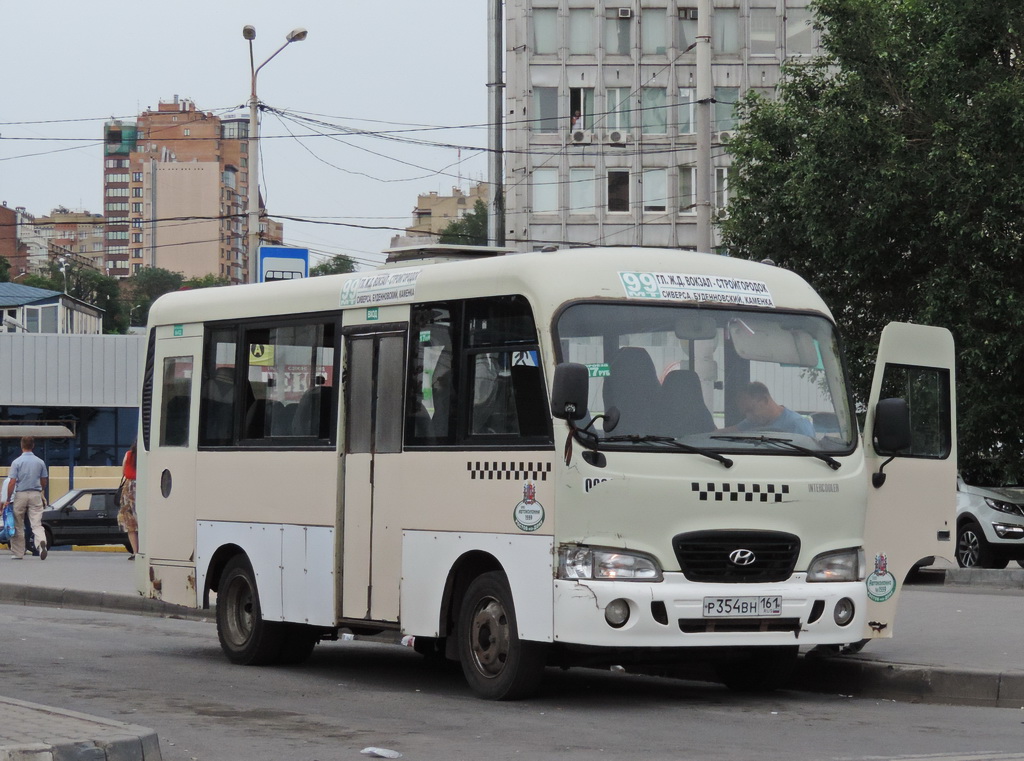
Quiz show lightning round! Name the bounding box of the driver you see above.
[731,381,815,438]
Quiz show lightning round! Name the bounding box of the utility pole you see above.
[695,0,713,254]
[487,0,505,246]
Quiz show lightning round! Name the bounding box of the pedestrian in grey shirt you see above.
[5,437,49,560]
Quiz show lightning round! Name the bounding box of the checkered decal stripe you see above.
[692,482,790,503]
[468,461,552,481]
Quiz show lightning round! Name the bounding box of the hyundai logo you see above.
[728,548,757,566]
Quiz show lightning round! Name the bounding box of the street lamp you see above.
[58,257,68,293]
[244,25,308,283]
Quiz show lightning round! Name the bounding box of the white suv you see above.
[956,476,1024,568]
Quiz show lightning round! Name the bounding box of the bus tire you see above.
[715,645,798,693]
[216,555,284,665]
[457,571,546,700]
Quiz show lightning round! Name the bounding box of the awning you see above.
[0,425,76,439]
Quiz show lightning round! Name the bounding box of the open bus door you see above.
[861,322,956,640]
[140,324,200,604]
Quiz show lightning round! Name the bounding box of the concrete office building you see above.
[504,0,820,252]
[103,97,283,283]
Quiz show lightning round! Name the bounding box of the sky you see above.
[0,1,491,270]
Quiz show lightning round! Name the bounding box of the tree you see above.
[183,274,231,289]
[437,199,488,245]
[0,256,10,282]
[719,0,1024,482]
[123,267,185,328]
[310,255,357,277]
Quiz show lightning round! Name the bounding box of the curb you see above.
[0,696,161,761]
[792,656,1024,708]
[0,583,215,623]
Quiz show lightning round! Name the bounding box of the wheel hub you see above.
[470,597,510,677]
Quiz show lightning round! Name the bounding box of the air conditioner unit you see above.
[570,130,594,145]
[716,131,733,144]
[686,9,698,20]
[608,130,630,145]
[618,8,632,18]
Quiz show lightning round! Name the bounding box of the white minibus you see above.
[137,245,955,699]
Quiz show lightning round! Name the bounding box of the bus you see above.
[137,245,956,699]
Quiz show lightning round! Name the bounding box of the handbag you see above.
[115,477,127,507]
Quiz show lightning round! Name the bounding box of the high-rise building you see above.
[103,97,279,283]
[504,0,820,252]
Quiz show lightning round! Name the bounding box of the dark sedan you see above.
[41,488,131,551]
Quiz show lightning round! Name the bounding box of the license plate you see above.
[703,596,782,617]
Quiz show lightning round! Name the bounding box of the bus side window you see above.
[200,329,237,447]
[160,356,193,447]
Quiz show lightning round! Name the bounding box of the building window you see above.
[569,88,595,130]
[678,88,695,134]
[107,188,129,197]
[132,203,142,213]
[132,233,143,243]
[607,170,630,213]
[106,173,130,183]
[715,166,737,210]
[568,8,593,54]
[533,8,557,54]
[642,168,668,212]
[132,172,143,182]
[678,165,696,214]
[533,87,559,133]
[604,11,631,56]
[532,168,558,213]
[569,168,596,213]
[183,128,191,136]
[678,7,698,51]
[641,8,668,55]
[786,8,817,56]
[607,88,632,131]
[713,8,739,53]
[749,8,777,56]
[641,88,667,134]
[714,87,740,131]
[132,187,143,198]
[131,218,142,228]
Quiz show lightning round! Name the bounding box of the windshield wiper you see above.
[603,434,733,468]
[710,434,841,470]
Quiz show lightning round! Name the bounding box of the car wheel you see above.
[715,646,799,692]
[216,555,284,665]
[457,571,547,700]
[956,521,1006,569]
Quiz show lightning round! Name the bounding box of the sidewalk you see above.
[0,556,1022,759]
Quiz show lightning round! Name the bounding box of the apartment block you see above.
[103,97,272,283]
[504,0,820,251]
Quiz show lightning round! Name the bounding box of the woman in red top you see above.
[119,440,138,559]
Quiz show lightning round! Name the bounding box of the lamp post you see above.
[244,25,308,283]
[58,257,68,293]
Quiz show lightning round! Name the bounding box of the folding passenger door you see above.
[862,322,956,639]
[341,328,406,621]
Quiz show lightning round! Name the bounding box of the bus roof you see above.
[146,247,831,327]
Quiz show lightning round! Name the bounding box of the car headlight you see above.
[807,547,864,582]
[983,497,1024,518]
[558,546,663,582]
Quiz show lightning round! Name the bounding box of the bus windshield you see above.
[555,303,856,454]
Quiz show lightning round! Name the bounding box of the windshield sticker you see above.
[586,363,611,378]
[514,483,545,532]
[619,271,775,308]
[340,268,421,307]
[866,554,897,602]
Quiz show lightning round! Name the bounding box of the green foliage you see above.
[310,255,357,277]
[720,0,1024,483]
[183,274,231,289]
[0,256,10,281]
[123,267,185,328]
[438,199,489,245]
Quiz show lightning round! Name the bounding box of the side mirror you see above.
[874,398,911,454]
[550,363,589,421]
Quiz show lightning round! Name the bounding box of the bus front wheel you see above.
[456,571,546,700]
[216,555,283,665]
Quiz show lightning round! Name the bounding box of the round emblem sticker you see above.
[514,483,545,532]
[866,553,897,602]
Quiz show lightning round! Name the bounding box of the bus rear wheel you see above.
[216,555,283,665]
[457,571,546,700]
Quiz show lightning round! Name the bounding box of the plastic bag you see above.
[0,504,15,543]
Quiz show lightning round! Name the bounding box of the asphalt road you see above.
[2,603,1023,761]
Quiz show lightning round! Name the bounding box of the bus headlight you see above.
[807,548,864,582]
[558,546,663,582]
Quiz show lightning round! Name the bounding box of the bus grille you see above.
[672,530,800,583]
